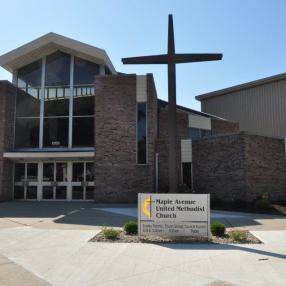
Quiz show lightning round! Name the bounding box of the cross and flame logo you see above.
[143,195,152,218]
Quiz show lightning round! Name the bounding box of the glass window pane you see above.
[137,103,147,164]
[18,59,42,88]
[74,57,99,85]
[43,163,54,181]
[188,127,200,139]
[44,87,70,116]
[14,163,25,182]
[72,117,94,147]
[16,88,41,117]
[43,186,53,200]
[43,117,69,148]
[72,186,83,200]
[73,95,94,116]
[55,186,66,200]
[86,186,94,200]
[15,118,39,148]
[86,163,94,181]
[56,163,68,182]
[45,51,70,86]
[26,186,37,199]
[72,163,84,182]
[27,163,38,181]
[14,186,24,199]
[182,162,192,189]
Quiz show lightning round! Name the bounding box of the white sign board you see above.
[138,193,210,238]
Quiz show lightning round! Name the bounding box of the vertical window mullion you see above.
[39,57,46,149]
[69,55,74,148]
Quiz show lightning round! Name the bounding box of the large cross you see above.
[122,14,222,193]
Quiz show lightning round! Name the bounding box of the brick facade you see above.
[192,132,286,202]
[211,118,239,135]
[94,74,157,203]
[0,81,16,201]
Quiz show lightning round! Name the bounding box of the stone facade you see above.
[0,81,16,201]
[192,132,286,202]
[94,74,157,203]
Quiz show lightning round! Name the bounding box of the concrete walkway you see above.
[0,202,285,286]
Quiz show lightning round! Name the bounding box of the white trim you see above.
[4,152,94,160]
[0,32,116,74]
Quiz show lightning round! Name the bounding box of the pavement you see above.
[0,201,285,286]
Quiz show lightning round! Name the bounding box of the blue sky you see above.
[1,0,286,110]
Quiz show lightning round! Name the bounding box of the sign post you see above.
[138,193,210,239]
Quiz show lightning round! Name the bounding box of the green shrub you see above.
[254,199,270,211]
[124,221,138,235]
[102,228,120,240]
[211,222,226,237]
[229,230,247,242]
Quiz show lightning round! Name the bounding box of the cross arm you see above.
[174,53,223,64]
[122,54,168,65]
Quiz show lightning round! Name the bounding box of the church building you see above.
[0,33,285,203]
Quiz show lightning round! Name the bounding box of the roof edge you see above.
[195,72,286,101]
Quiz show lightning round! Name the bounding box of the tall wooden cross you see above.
[122,14,222,193]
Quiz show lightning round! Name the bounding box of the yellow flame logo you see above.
[143,195,151,218]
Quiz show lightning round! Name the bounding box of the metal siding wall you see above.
[201,79,286,137]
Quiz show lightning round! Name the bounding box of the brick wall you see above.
[94,74,157,203]
[0,81,16,201]
[211,118,239,135]
[192,132,286,202]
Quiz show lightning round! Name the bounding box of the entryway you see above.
[13,161,94,201]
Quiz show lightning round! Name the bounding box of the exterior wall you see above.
[192,132,286,202]
[211,118,239,135]
[200,79,286,138]
[0,81,16,201]
[94,74,157,203]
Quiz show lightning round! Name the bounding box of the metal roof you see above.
[0,32,116,74]
[196,72,286,101]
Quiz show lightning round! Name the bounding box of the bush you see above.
[254,199,270,211]
[124,221,138,235]
[102,228,120,240]
[211,222,226,237]
[229,230,247,242]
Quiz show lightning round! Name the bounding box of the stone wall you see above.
[94,74,157,203]
[192,132,286,202]
[211,118,239,135]
[0,81,16,201]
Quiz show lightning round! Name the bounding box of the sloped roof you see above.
[196,72,286,101]
[157,99,225,120]
[0,32,116,74]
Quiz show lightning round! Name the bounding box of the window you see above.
[182,162,192,190]
[188,127,211,140]
[137,102,147,164]
[15,51,97,150]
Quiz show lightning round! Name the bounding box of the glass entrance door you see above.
[14,163,39,200]
[14,161,94,201]
[42,162,68,200]
[72,162,94,201]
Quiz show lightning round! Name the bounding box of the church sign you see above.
[138,193,210,238]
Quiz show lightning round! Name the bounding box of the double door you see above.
[14,161,94,201]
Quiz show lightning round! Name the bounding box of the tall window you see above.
[137,103,147,164]
[15,51,99,150]
[44,51,70,148]
[15,60,42,148]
